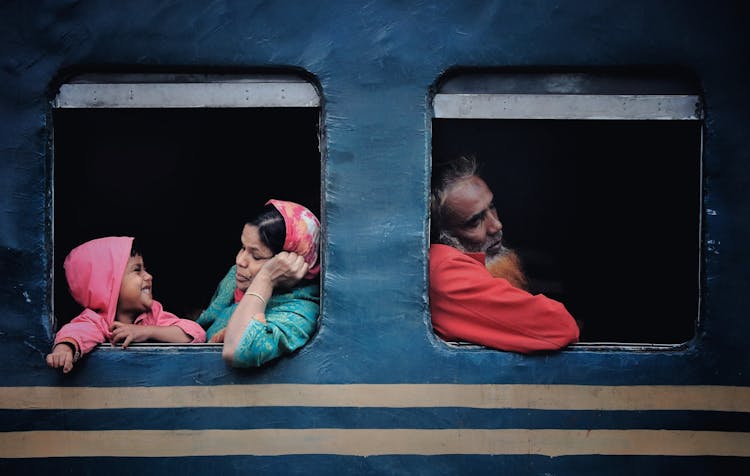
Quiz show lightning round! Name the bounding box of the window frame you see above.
[430,71,704,351]
[50,73,322,350]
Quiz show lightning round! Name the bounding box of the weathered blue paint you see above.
[4,407,750,432]
[1,0,749,474]
[2,455,747,476]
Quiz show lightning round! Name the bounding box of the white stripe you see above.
[2,384,749,412]
[1,429,748,458]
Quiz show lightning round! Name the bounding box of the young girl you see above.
[46,236,206,373]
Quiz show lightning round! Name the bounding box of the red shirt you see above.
[429,244,579,353]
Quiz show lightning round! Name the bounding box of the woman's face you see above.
[235,224,274,291]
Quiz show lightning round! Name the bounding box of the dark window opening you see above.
[431,71,702,345]
[53,106,321,328]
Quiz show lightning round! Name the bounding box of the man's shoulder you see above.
[430,244,485,265]
[429,243,463,258]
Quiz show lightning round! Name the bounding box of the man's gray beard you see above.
[437,230,509,259]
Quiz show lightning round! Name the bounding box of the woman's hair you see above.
[248,205,286,254]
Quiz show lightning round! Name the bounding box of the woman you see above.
[197,199,320,368]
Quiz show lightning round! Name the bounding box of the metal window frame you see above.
[50,74,321,341]
[432,72,704,349]
[433,93,702,120]
[53,74,320,109]
[433,72,703,120]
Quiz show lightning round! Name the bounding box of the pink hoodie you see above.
[54,236,206,356]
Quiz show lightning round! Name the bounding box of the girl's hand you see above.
[259,251,310,289]
[110,321,152,349]
[46,344,75,374]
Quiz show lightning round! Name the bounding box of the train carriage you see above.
[1,1,749,474]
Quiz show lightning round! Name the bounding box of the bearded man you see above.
[429,155,579,352]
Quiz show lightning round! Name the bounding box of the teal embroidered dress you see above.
[197,265,320,368]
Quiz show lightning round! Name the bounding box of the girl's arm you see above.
[47,311,110,373]
[109,322,192,348]
[46,342,77,373]
[144,301,207,343]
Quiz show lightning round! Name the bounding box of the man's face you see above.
[441,175,505,256]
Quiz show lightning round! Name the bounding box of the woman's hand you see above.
[259,251,310,290]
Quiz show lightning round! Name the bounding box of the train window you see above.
[431,71,703,346]
[52,73,322,338]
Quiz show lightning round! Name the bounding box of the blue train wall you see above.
[1,1,749,474]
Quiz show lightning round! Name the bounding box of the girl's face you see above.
[117,254,153,317]
[235,224,274,291]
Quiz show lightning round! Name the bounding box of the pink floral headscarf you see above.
[266,199,321,279]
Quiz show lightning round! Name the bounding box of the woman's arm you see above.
[222,251,309,363]
[228,295,319,368]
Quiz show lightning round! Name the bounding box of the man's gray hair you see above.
[430,154,480,243]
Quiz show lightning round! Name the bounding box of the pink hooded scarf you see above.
[54,236,206,356]
[267,199,321,279]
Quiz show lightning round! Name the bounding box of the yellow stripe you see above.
[2,384,749,412]
[1,429,749,458]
